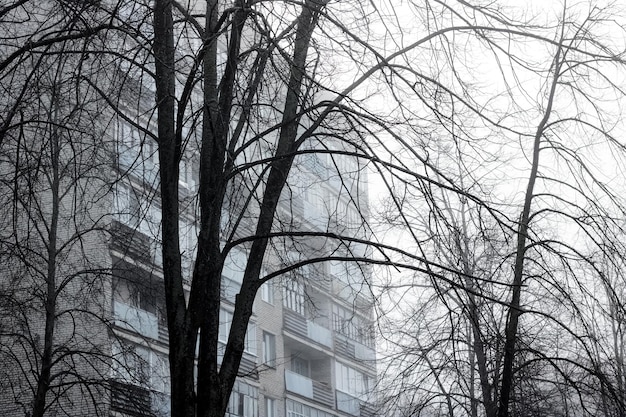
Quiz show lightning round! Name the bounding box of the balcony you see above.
[285,370,334,408]
[110,380,171,417]
[336,391,360,416]
[110,220,152,263]
[158,320,169,345]
[334,334,376,369]
[238,353,259,380]
[113,301,159,340]
[115,150,159,188]
[336,391,378,417]
[331,280,373,313]
[284,309,333,349]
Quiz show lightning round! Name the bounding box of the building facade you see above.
[108,117,377,417]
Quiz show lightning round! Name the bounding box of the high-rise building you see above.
[108,115,377,417]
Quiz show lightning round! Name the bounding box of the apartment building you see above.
[108,115,378,417]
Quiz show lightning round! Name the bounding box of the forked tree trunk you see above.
[153,1,328,416]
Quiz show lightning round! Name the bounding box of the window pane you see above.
[265,398,275,417]
[261,281,274,304]
[292,357,309,377]
[263,332,276,366]
[219,309,232,342]
[245,322,257,356]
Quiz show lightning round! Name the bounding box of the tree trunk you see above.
[32,120,60,417]
[153,1,196,417]
[496,41,563,417]
[195,2,328,416]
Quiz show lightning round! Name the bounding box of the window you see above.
[222,276,240,303]
[118,121,141,153]
[227,382,258,417]
[260,280,274,305]
[291,356,309,378]
[111,341,169,392]
[345,206,360,227]
[219,309,232,343]
[114,185,141,228]
[245,322,257,356]
[179,157,198,189]
[329,260,347,283]
[223,248,247,283]
[335,361,371,399]
[143,201,162,240]
[332,304,373,347]
[179,218,197,277]
[151,352,170,393]
[219,308,257,356]
[286,399,335,417]
[283,280,305,315]
[112,261,159,314]
[179,218,197,259]
[111,341,147,385]
[117,120,159,184]
[265,397,275,417]
[303,185,329,229]
[263,332,276,367]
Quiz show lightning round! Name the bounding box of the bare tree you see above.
[372,2,626,417]
[4,2,626,417]
[0,23,115,417]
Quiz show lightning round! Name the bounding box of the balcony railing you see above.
[238,353,259,379]
[331,280,373,312]
[285,370,334,408]
[307,321,333,348]
[110,380,171,417]
[110,380,152,417]
[114,301,159,340]
[110,220,152,263]
[284,309,332,349]
[360,402,377,417]
[336,391,360,416]
[285,370,313,398]
[354,341,376,362]
[335,334,376,368]
[158,321,169,345]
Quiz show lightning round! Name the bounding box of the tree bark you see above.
[154,1,196,417]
